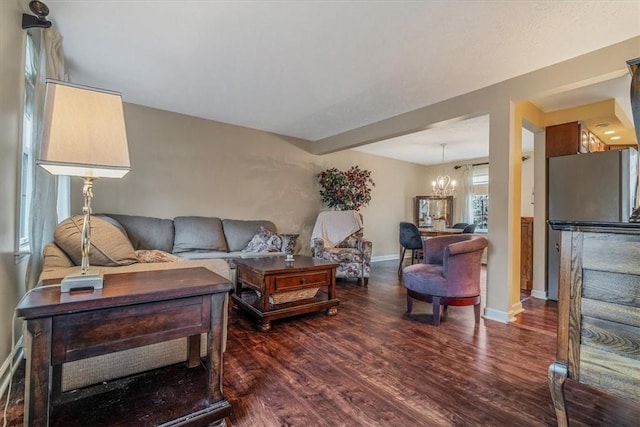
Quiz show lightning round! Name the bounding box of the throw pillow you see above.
[42,242,74,270]
[54,215,138,267]
[242,227,282,253]
[222,219,278,251]
[135,249,182,263]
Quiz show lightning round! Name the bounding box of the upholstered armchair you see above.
[311,211,372,286]
[401,234,488,325]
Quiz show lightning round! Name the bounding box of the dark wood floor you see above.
[2,260,639,426]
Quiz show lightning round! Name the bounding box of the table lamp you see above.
[38,80,130,292]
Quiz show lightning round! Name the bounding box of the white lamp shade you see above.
[38,80,131,178]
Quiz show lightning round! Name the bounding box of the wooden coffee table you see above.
[16,267,233,427]
[232,255,339,331]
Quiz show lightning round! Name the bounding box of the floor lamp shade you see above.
[38,80,131,178]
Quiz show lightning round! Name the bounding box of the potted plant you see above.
[317,166,375,211]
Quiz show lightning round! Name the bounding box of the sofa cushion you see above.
[54,215,138,267]
[173,216,228,253]
[103,214,175,253]
[243,227,282,252]
[222,219,277,252]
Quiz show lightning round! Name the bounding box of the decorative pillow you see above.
[135,249,182,263]
[222,219,277,251]
[54,215,138,267]
[242,227,282,253]
[42,242,74,270]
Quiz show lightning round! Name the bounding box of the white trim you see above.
[0,336,24,400]
[511,301,524,317]
[371,254,400,262]
[531,289,548,300]
[482,304,522,323]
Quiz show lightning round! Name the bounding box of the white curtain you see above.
[25,27,66,290]
[460,165,473,223]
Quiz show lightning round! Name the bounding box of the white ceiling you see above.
[39,1,640,163]
[353,75,633,166]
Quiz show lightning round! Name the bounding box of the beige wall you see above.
[78,103,429,259]
[305,37,640,322]
[0,1,28,372]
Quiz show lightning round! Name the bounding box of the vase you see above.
[280,233,299,256]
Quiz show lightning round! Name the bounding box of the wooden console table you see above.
[17,267,233,427]
[233,255,339,331]
[548,221,640,426]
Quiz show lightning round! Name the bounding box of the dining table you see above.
[418,227,464,237]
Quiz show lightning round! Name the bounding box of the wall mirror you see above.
[415,196,454,227]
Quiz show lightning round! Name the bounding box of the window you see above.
[18,32,38,250]
[471,164,488,232]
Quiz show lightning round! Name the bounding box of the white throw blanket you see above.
[311,210,363,248]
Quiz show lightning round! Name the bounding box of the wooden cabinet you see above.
[17,267,233,427]
[548,221,640,426]
[546,122,581,158]
[520,217,533,292]
[546,121,607,158]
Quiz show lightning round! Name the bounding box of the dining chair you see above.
[398,222,423,277]
[451,222,468,229]
[462,224,477,234]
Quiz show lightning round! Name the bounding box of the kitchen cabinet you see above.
[520,217,533,292]
[546,121,606,158]
[546,122,580,158]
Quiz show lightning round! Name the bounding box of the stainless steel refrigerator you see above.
[547,149,637,300]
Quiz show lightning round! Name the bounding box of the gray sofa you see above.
[105,214,284,260]
[39,213,285,392]
[42,214,285,276]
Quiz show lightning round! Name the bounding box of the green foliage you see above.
[317,166,375,211]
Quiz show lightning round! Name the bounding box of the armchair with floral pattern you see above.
[311,226,372,286]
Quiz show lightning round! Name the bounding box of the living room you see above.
[2,1,640,426]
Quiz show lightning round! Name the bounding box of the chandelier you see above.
[431,143,456,197]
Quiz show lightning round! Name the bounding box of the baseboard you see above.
[483,306,521,324]
[531,289,547,300]
[511,301,524,317]
[371,254,400,262]
[0,336,23,399]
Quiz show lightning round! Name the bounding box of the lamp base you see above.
[61,271,104,293]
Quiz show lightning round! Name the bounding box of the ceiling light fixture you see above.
[431,143,456,197]
[604,130,616,135]
[595,123,610,128]
[610,136,622,140]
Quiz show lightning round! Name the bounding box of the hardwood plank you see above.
[583,233,640,275]
[580,346,640,403]
[583,270,640,308]
[3,261,639,427]
[582,297,640,328]
[581,316,640,361]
